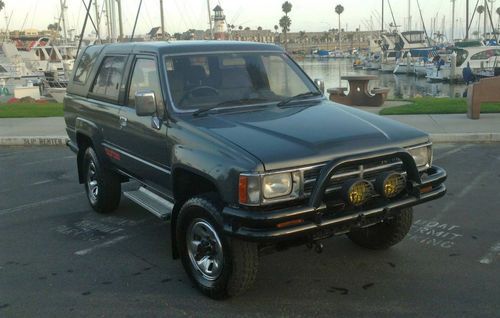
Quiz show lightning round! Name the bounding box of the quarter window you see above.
[73,46,101,84]
[91,56,126,100]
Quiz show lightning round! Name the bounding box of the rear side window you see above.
[73,46,101,84]
[91,56,126,101]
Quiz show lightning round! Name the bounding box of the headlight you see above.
[407,143,433,170]
[239,171,301,206]
[263,173,292,199]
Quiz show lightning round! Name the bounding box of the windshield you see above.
[164,52,319,112]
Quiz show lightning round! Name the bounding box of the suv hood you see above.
[190,100,429,171]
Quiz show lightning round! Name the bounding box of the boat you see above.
[426,45,500,82]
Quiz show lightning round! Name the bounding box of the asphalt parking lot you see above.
[0,144,499,317]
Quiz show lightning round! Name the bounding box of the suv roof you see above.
[91,40,284,55]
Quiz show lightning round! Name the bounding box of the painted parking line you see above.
[433,144,475,161]
[18,155,75,167]
[432,170,490,222]
[0,192,82,216]
[479,242,500,265]
[74,235,130,256]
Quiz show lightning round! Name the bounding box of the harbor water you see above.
[298,58,468,100]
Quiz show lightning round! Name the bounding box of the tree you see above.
[335,4,344,50]
[0,1,4,12]
[239,26,243,30]
[282,1,292,15]
[299,30,307,43]
[280,2,293,50]
[257,26,263,31]
[47,23,62,32]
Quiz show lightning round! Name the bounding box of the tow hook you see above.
[307,241,324,254]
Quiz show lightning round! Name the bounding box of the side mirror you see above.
[314,78,325,95]
[135,90,157,116]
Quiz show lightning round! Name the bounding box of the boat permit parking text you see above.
[408,219,463,249]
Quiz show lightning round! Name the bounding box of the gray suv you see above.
[64,41,447,299]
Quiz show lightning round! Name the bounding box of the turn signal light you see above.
[239,176,248,204]
[276,219,304,228]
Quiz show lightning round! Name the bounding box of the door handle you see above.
[119,116,128,128]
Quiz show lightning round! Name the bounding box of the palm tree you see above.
[298,30,307,53]
[273,25,279,43]
[282,1,292,15]
[279,15,292,49]
[280,1,293,50]
[335,4,344,50]
[321,32,331,50]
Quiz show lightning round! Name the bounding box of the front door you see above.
[115,56,172,196]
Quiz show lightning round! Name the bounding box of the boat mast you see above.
[59,0,68,44]
[109,0,117,42]
[104,0,111,41]
[3,6,8,41]
[407,0,412,30]
[451,0,456,41]
[207,0,214,40]
[483,0,488,37]
[416,0,431,46]
[466,0,470,39]
[116,0,124,41]
[382,0,385,32]
[160,0,166,40]
[94,0,101,40]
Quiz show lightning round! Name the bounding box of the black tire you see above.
[176,195,258,299]
[82,147,121,213]
[347,208,413,250]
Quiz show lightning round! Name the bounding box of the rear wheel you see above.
[176,195,259,299]
[83,147,121,213]
[347,208,413,250]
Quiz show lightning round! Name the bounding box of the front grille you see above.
[302,158,405,200]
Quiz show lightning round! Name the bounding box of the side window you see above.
[73,46,101,84]
[91,56,126,101]
[127,59,163,108]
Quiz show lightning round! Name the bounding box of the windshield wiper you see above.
[192,106,220,117]
[192,98,270,117]
[277,91,323,107]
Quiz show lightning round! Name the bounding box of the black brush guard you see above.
[222,148,447,242]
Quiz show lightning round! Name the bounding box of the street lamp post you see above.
[335,4,344,51]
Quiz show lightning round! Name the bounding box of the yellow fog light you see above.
[376,173,406,198]
[343,180,373,207]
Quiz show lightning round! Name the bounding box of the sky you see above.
[2,0,499,38]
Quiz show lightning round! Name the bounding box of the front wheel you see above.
[176,195,259,299]
[347,208,413,250]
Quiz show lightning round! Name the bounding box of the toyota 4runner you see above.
[64,41,447,299]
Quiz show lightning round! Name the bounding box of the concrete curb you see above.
[1,133,499,146]
[0,136,69,146]
[430,133,500,143]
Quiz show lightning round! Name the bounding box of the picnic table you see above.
[328,75,390,107]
